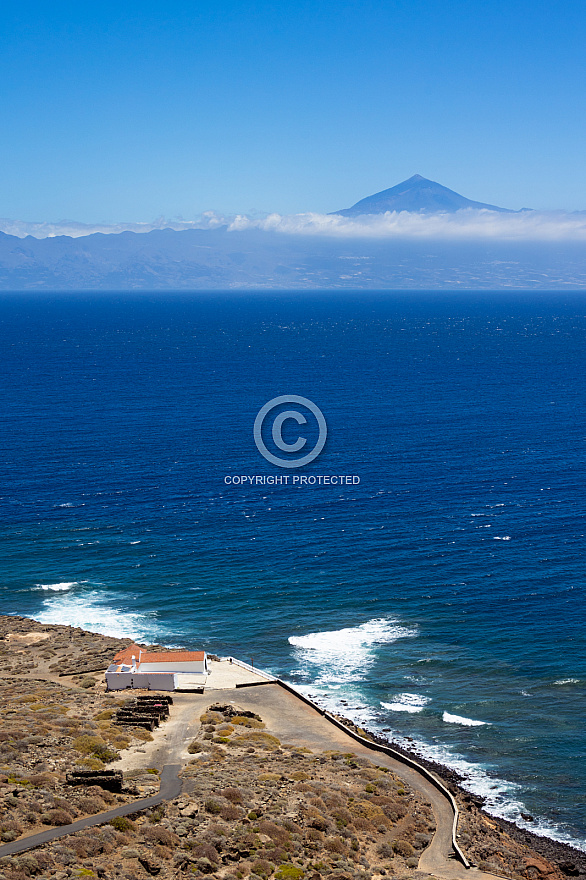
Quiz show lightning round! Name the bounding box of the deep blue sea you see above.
[1,291,584,848]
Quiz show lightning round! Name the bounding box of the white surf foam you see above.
[35,585,159,641]
[292,682,380,730]
[35,581,80,592]
[443,711,489,726]
[289,617,416,685]
[382,693,430,713]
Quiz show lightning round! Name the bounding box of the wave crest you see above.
[443,711,489,727]
[289,617,416,685]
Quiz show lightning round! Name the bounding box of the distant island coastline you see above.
[1,176,586,290]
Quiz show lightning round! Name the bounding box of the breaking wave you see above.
[443,711,490,726]
[289,617,417,685]
[381,693,430,713]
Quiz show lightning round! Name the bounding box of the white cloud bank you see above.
[228,209,586,241]
[2,208,586,242]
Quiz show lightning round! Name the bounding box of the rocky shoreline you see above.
[330,719,586,879]
[0,614,584,880]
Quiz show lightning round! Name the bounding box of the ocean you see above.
[0,290,584,849]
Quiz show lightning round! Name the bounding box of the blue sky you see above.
[2,0,586,222]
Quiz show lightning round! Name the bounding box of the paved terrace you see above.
[205,657,275,690]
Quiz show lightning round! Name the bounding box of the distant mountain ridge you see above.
[1,224,585,290]
[335,174,513,215]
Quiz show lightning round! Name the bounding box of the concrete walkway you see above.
[206,658,276,690]
[0,764,182,858]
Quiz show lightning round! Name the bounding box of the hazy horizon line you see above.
[3,207,586,242]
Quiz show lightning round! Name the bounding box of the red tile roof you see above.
[111,645,206,667]
[141,651,206,663]
[112,645,141,665]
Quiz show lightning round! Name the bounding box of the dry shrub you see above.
[349,799,384,821]
[220,804,244,821]
[78,757,104,771]
[281,818,302,834]
[392,839,414,858]
[305,828,323,842]
[132,728,153,742]
[187,739,203,753]
[32,852,54,873]
[153,844,172,859]
[331,808,353,827]
[41,808,73,826]
[142,824,180,847]
[264,846,288,864]
[231,715,265,729]
[309,796,327,811]
[200,711,223,724]
[67,834,104,858]
[0,731,16,742]
[290,770,309,781]
[258,820,290,846]
[191,841,221,863]
[26,772,53,787]
[94,709,115,720]
[325,837,348,855]
[220,786,244,804]
[384,802,407,821]
[352,817,374,832]
[252,859,275,877]
[308,814,330,832]
[217,723,234,734]
[322,791,344,808]
[372,774,393,789]
[1,818,23,834]
[77,795,106,814]
[258,772,281,782]
[72,734,105,755]
[293,782,313,792]
[232,732,280,750]
[369,795,394,806]
[11,856,41,878]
